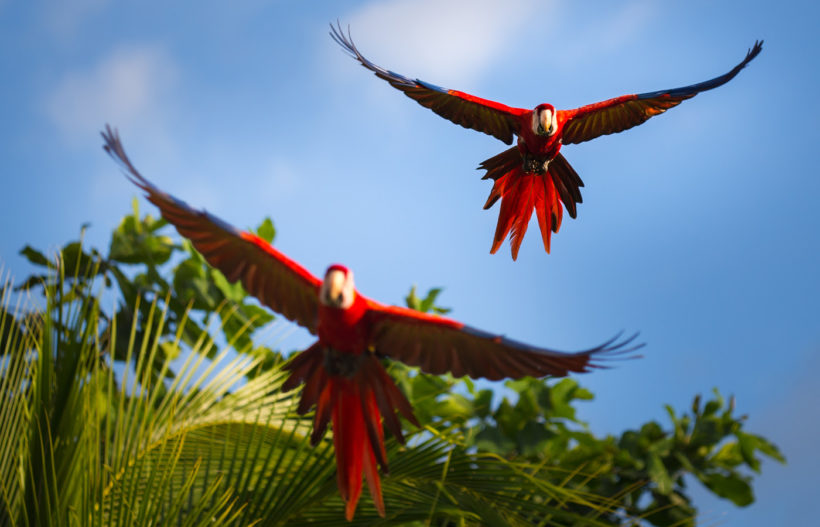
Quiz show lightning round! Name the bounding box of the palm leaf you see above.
[0,256,636,526]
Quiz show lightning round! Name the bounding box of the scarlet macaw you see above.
[331,24,762,260]
[102,126,641,520]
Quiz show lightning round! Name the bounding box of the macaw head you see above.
[532,104,557,137]
[321,264,356,309]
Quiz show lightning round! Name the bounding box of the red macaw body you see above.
[332,24,763,259]
[103,127,640,520]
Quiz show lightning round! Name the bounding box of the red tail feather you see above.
[359,391,386,517]
[533,172,564,253]
[481,151,582,259]
[506,174,537,259]
[330,376,388,520]
[533,175,551,253]
[331,382,364,519]
[284,350,417,520]
[487,168,566,260]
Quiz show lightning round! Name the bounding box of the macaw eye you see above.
[537,124,545,135]
[336,293,344,305]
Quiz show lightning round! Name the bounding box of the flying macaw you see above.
[331,24,763,260]
[102,126,641,520]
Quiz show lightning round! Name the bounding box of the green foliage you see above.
[401,371,785,526]
[16,199,279,380]
[0,259,634,526]
[391,283,785,525]
[405,286,451,315]
[1,203,785,525]
[256,217,276,244]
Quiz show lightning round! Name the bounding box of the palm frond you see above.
[0,257,637,526]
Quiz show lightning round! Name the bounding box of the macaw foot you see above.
[522,153,551,174]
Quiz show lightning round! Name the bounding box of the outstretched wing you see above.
[561,41,763,145]
[332,22,527,145]
[365,301,642,380]
[102,125,322,333]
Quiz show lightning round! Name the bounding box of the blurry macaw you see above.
[332,24,762,260]
[103,126,641,520]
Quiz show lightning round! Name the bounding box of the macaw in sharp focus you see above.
[102,126,642,520]
[331,24,763,260]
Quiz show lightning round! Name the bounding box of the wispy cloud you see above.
[335,0,656,94]
[43,0,110,39]
[45,45,178,146]
[345,0,545,85]
[544,1,657,68]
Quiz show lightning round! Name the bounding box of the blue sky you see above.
[1,0,818,524]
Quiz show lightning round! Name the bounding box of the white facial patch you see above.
[320,269,355,309]
[532,108,555,136]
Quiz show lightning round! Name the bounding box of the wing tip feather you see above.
[582,331,645,369]
[330,20,417,89]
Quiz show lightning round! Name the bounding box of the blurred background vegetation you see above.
[0,202,783,526]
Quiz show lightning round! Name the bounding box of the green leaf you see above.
[494,399,524,437]
[754,435,786,464]
[404,285,421,311]
[256,217,276,243]
[420,287,442,313]
[404,285,451,314]
[211,265,245,302]
[20,245,50,267]
[736,432,762,472]
[734,431,786,472]
[701,472,754,506]
[517,421,554,456]
[711,442,744,468]
[109,211,174,265]
[14,273,50,292]
[472,389,493,419]
[547,378,586,421]
[437,393,474,422]
[0,303,24,353]
[474,427,516,455]
[648,452,673,495]
[173,257,218,311]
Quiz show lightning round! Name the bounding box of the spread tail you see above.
[283,347,418,520]
[480,150,583,260]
